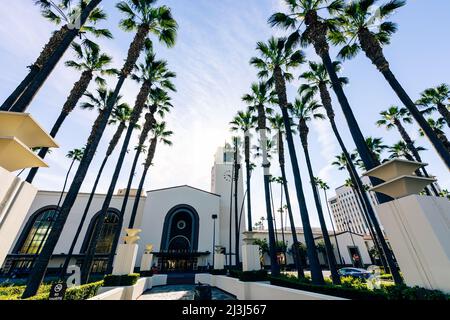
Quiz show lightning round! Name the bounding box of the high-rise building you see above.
[328,176,378,235]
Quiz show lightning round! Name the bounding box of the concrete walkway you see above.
[138,285,236,300]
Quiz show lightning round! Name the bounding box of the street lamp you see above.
[212,214,218,268]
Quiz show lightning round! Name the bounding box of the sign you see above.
[49,282,67,301]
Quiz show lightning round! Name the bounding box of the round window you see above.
[177,220,186,230]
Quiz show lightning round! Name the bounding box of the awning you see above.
[0,137,48,171]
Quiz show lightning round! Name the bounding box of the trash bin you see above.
[194,282,212,300]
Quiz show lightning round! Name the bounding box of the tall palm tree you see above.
[250,37,324,284]
[230,111,257,233]
[105,88,173,274]
[331,0,450,167]
[26,42,116,183]
[297,56,399,280]
[331,152,388,271]
[81,48,175,283]
[242,81,280,276]
[59,89,131,278]
[291,94,340,284]
[22,0,177,298]
[416,84,450,128]
[3,0,110,112]
[128,121,173,230]
[268,114,305,277]
[376,106,438,195]
[314,177,344,265]
[419,118,450,153]
[57,148,85,207]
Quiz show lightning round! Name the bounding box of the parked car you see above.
[337,267,372,279]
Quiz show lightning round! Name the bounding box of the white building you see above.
[1,145,245,276]
[328,176,378,236]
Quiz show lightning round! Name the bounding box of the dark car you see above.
[337,267,372,279]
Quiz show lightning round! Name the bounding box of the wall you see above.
[8,190,146,256]
[137,186,221,267]
[0,167,37,266]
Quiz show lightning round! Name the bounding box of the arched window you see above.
[82,210,120,255]
[15,206,59,255]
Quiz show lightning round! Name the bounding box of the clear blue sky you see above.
[0,0,449,229]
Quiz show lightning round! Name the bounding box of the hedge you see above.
[238,270,268,282]
[209,269,227,275]
[103,274,140,287]
[0,281,103,300]
[139,270,154,278]
[269,275,450,300]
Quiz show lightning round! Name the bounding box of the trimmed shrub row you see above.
[103,274,140,287]
[269,275,449,300]
[210,269,268,282]
[139,270,154,277]
[209,269,227,275]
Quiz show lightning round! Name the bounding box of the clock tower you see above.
[211,143,245,265]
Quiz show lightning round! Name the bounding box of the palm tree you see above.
[22,0,177,298]
[419,118,450,153]
[416,84,450,128]
[268,113,305,277]
[242,81,280,276]
[354,137,388,168]
[3,0,110,112]
[57,148,85,207]
[331,0,450,167]
[377,106,438,195]
[26,42,116,183]
[290,94,340,284]
[59,89,131,279]
[82,48,176,283]
[269,1,387,174]
[230,111,257,233]
[314,177,344,265]
[128,121,173,230]
[105,88,173,274]
[250,37,324,284]
[331,152,388,270]
[388,141,426,161]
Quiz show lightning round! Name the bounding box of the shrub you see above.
[238,270,268,282]
[65,281,103,300]
[228,269,241,279]
[210,269,227,275]
[103,274,140,287]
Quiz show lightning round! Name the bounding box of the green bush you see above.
[270,275,386,300]
[65,281,103,300]
[209,269,227,275]
[103,274,140,287]
[228,269,241,279]
[238,270,268,282]
[0,284,51,300]
[269,275,450,301]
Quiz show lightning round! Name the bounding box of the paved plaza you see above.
[138,285,236,300]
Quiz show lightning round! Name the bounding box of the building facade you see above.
[1,145,245,276]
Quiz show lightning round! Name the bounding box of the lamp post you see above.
[212,214,217,268]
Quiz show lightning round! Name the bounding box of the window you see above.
[83,210,120,255]
[18,207,59,255]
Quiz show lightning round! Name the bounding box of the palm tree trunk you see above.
[56,159,76,208]
[300,134,340,285]
[81,85,150,284]
[21,16,150,296]
[1,26,69,110]
[25,71,93,183]
[233,139,240,267]
[323,189,343,265]
[280,165,305,278]
[10,0,103,113]
[357,28,450,168]
[437,103,450,128]
[273,66,323,284]
[59,155,109,279]
[269,181,279,244]
[256,104,279,276]
[244,136,252,231]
